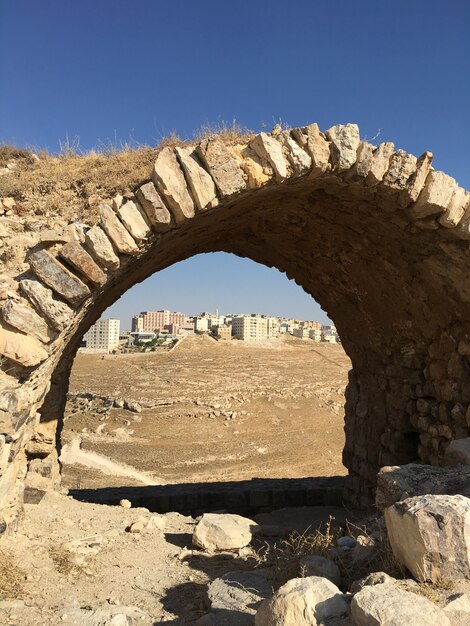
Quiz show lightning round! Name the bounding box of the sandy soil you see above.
[61,335,351,489]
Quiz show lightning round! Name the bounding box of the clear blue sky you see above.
[2,1,469,328]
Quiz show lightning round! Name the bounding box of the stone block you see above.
[0,321,48,367]
[19,279,72,331]
[2,298,53,343]
[439,186,470,228]
[117,201,151,241]
[152,147,195,223]
[59,241,107,286]
[351,583,450,625]
[135,182,172,231]
[382,149,417,190]
[444,438,470,466]
[175,146,218,210]
[29,249,90,306]
[411,170,457,219]
[250,133,289,181]
[192,513,257,551]
[325,123,360,172]
[84,225,120,270]
[255,576,348,626]
[385,494,470,582]
[99,204,139,255]
[399,151,433,206]
[292,123,330,175]
[196,138,247,196]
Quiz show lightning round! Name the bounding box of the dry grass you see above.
[0,121,254,222]
[0,548,25,599]
[48,545,85,577]
[255,515,406,591]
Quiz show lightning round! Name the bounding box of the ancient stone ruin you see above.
[1,121,469,533]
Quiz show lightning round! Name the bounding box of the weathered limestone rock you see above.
[19,279,72,331]
[200,570,272,625]
[292,123,330,175]
[411,170,458,219]
[196,138,247,196]
[444,438,470,466]
[84,225,120,270]
[326,123,360,172]
[255,576,348,626]
[0,321,49,367]
[192,513,257,551]
[385,494,470,582]
[376,464,470,511]
[351,583,450,626]
[29,250,91,306]
[444,592,470,613]
[117,201,151,241]
[439,187,470,228]
[2,298,53,343]
[135,182,172,231]
[366,142,395,185]
[99,204,139,255]
[175,146,218,210]
[152,147,195,223]
[250,133,289,181]
[299,555,341,586]
[399,151,433,206]
[59,241,107,287]
[382,149,417,190]
[282,134,312,176]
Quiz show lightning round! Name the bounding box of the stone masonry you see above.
[1,121,470,533]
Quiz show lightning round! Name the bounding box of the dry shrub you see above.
[0,549,25,599]
[48,546,85,578]
[0,120,253,222]
[256,516,406,591]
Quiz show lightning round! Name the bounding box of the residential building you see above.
[81,318,120,353]
[128,331,156,346]
[194,317,209,333]
[292,326,310,339]
[216,324,232,340]
[132,310,190,333]
[309,329,322,342]
[232,315,268,341]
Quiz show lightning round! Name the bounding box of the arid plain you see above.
[61,334,350,489]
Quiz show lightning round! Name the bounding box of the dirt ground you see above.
[61,334,351,489]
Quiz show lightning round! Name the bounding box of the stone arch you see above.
[1,121,470,532]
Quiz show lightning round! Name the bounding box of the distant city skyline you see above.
[105,252,332,330]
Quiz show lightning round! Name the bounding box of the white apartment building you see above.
[82,319,120,353]
[232,315,268,341]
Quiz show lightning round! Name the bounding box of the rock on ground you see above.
[192,513,257,551]
[350,583,450,626]
[255,576,348,626]
[385,494,470,582]
[299,555,341,586]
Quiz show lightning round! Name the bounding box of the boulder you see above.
[385,494,470,582]
[255,576,348,626]
[350,583,450,626]
[192,513,257,551]
[197,570,272,624]
[375,463,470,511]
[444,438,470,466]
[444,592,470,613]
[299,555,341,586]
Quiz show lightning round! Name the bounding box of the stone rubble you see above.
[192,512,258,551]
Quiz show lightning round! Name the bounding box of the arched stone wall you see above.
[1,121,469,532]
